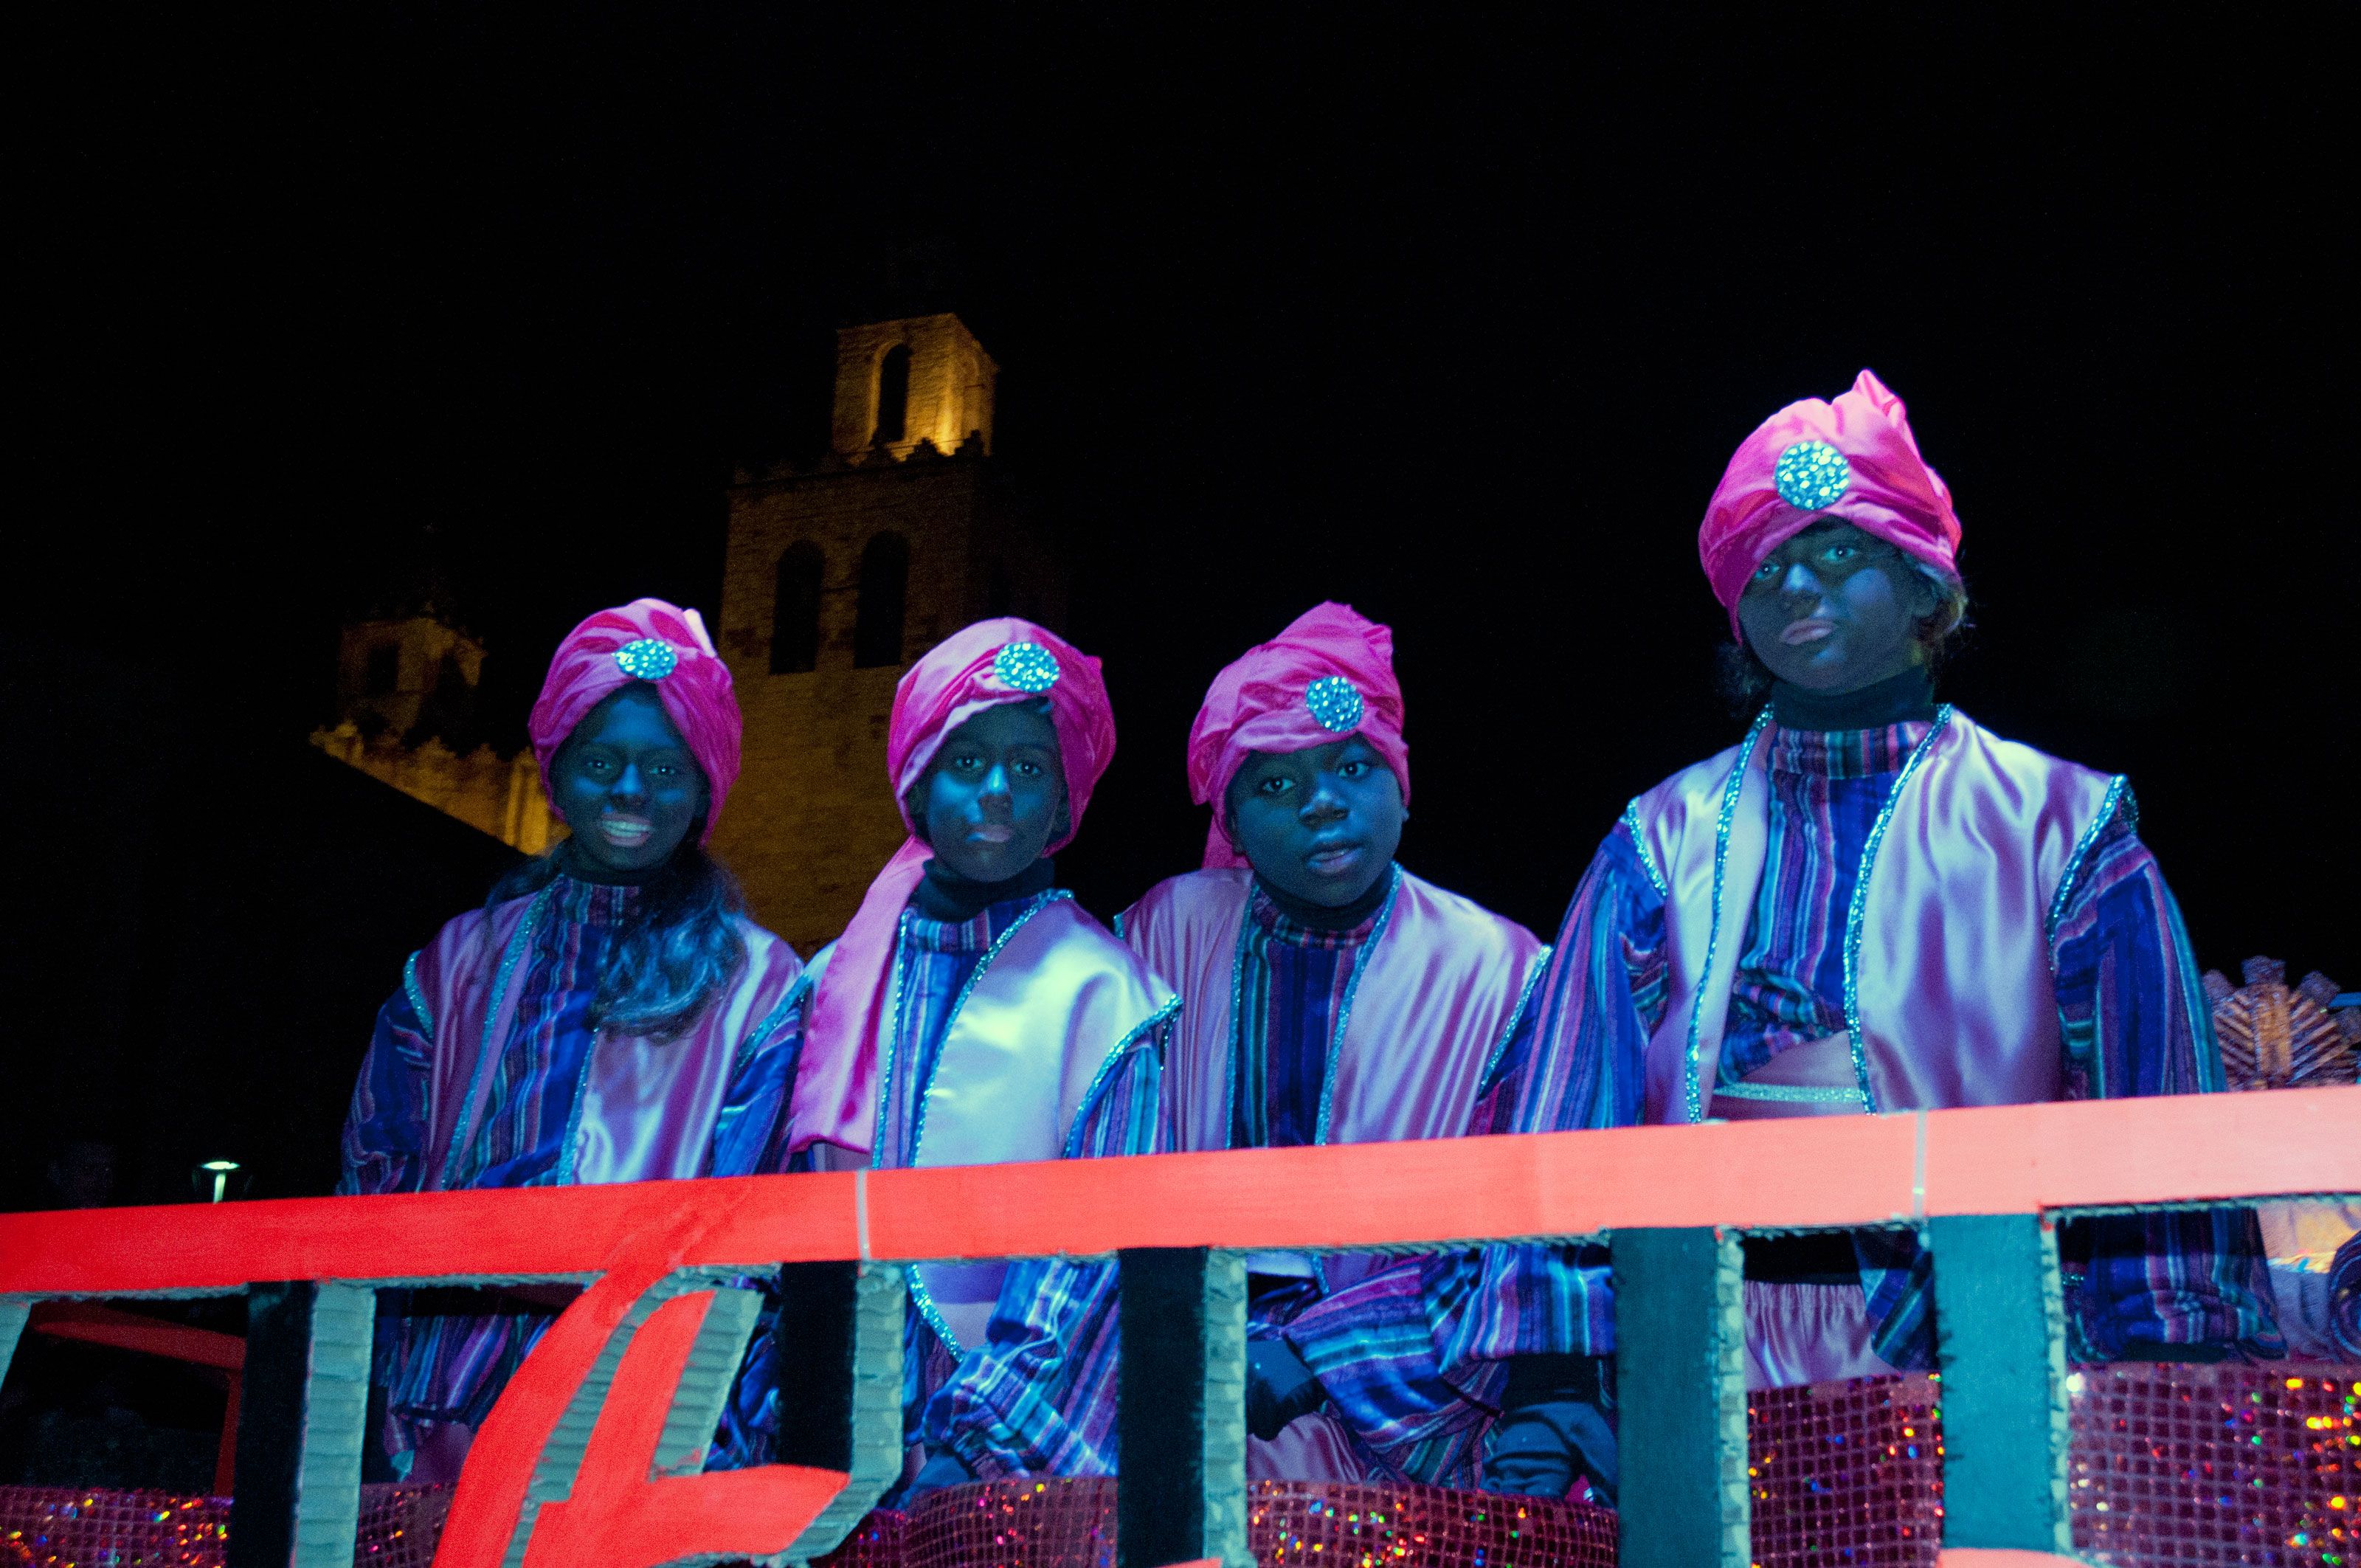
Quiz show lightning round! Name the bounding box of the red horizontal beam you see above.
[1,1088,2353,1299]
[28,1301,246,1370]
[0,1169,860,1296]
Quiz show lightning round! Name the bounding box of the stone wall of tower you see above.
[310,723,562,855]
[712,449,1060,953]
[336,616,485,739]
[829,314,998,461]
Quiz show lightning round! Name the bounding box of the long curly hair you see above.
[485,824,748,1041]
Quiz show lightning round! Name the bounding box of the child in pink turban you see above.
[337,598,806,1482]
[1525,372,2277,1391]
[711,618,1174,1500]
[1119,604,1611,1500]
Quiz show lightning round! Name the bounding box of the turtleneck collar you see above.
[1769,665,1937,732]
[910,856,1057,924]
[1253,863,1396,933]
[551,873,639,925]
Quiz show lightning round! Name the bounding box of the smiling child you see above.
[337,598,806,1481]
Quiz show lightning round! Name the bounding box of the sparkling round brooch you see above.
[1774,440,1852,511]
[612,638,680,680]
[1304,676,1364,733]
[992,640,1061,694]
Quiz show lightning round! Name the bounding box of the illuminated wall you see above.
[827,313,998,461]
[314,612,561,857]
[714,315,1062,953]
[311,723,562,856]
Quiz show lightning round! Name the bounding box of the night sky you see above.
[18,10,2358,1151]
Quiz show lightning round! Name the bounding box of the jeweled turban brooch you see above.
[1304,676,1364,733]
[1774,440,1852,511]
[613,638,681,680]
[992,640,1062,693]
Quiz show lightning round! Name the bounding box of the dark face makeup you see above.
[550,684,710,877]
[916,700,1068,883]
[1736,520,1940,694]
[1225,734,1405,908]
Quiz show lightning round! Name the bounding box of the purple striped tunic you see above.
[1200,885,1608,1489]
[1525,718,2278,1368]
[339,876,805,1471]
[713,891,1165,1485]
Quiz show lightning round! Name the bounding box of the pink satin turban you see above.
[527,598,740,840]
[1186,602,1410,869]
[794,618,1116,1156]
[1699,369,1963,634]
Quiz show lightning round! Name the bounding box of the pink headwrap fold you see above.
[1699,369,1963,635]
[789,618,1116,1158]
[1185,602,1410,871]
[526,597,740,840]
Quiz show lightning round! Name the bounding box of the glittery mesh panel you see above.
[2067,1364,2360,1567]
[1747,1372,1946,1567]
[0,1488,232,1566]
[0,1483,450,1568]
[1245,1480,1616,1567]
[815,1509,910,1568]
[903,1481,1112,1568]
[6,1367,2349,1567]
[1742,1364,2361,1568]
[896,1477,1615,1568]
[352,1483,455,1568]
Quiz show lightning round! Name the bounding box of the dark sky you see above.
[24,12,2359,981]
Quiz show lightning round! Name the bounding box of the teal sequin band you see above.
[1683,708,1774,1123]
[1712,1080,1867,1105]
[992,640,1061,693]
[613,638,680,680]
[1304,675,1364,733]
[1775,439,1852,511]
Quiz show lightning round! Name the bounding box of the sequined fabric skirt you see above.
[4,1364,2352,1568]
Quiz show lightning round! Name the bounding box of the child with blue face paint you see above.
[708,620,1175,1505]
[1120,603,1615,1501]
[338,599,805,1482]
[1524,372,2279,1388]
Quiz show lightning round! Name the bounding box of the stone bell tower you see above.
[711,313,1064,952]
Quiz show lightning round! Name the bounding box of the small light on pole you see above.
[200,1159,241,1203]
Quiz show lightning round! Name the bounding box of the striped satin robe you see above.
[713,890,1164,1484]
[1527,720,2278,1368]
[1202,886,1611,1488]
[339,877,804,1468]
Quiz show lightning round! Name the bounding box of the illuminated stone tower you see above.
[711,313,1062,951]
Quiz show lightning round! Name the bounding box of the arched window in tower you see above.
[853,532,910,668]
[770,542,825,674]
[364,642,399,697]
[874,344,911,445]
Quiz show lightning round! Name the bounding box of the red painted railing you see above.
[1,1086,2354,1567]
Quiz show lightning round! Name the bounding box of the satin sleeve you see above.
[338,972,433,1197]
[705,988,807,1178]
[2051,798,2282,1357]
[1282,966,1617,1465]
[1517,819,1668,1136]
[1456,974,1619,1364]
[2052,795,2219,1099]
[920,1037,1164,1477]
